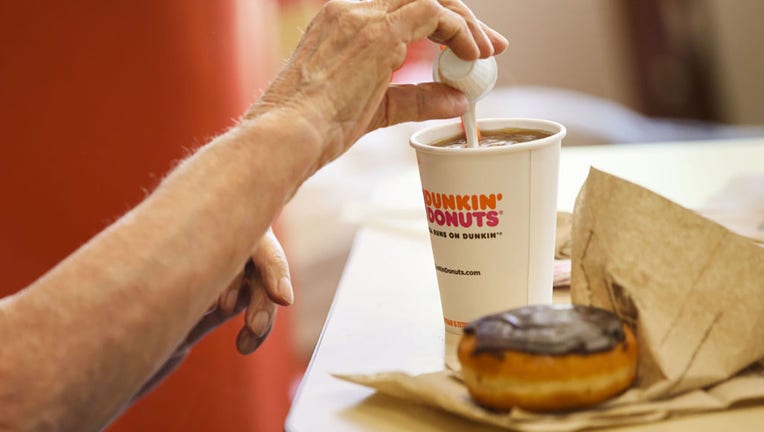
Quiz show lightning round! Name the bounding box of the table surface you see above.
[286,138,764,431]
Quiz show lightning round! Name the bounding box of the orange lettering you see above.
[479,194,496,210]
[443,317,467,328]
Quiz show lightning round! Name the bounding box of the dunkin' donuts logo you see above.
[423,189,503,228]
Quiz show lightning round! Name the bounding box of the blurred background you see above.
[0,0,761,431]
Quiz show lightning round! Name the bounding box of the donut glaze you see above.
[463,304,625,357]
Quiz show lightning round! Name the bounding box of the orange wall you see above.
[0,2,296,431]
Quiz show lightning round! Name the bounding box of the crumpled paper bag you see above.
[556,211,573,259]
[336,168,764,430]
[570,168,764,397]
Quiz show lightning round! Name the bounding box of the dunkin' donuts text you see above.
[423,189,503,228]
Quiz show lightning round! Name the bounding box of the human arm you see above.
[0,113,316,430]
[131,227,293,403]
[0,1,507,430]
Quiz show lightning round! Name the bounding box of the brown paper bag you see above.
[571,168,764,397]
[336,168,764,430]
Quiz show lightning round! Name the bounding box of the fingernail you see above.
[252,310,270,337]
[236,327,264,355]
[224,289,238,311]
[279,277,294,305]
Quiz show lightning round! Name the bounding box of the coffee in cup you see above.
[431,128,552,149]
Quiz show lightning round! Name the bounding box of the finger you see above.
[371,82,468,130]
[186,312,226,352]
[236,316,274,355]
[471,22,493,58]
[243,279,278,339]
[481,21,509,55]
[217,267,246,314]
[428,6,482,60]
[387,0,480,60]
[216,258,258,313]
[439,0,494,58]
[186,283,251,347]
[238,286,278,354]
[251,228,294,306]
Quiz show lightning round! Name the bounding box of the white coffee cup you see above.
[410,118,566,335]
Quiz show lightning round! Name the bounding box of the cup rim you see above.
[409,118,566,155]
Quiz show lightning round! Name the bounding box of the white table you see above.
[286,138,764,431]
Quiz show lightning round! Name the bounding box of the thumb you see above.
[370,83,468,131]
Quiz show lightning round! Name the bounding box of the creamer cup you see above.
[410,118,566,335]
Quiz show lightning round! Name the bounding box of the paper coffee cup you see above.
[410,118,565,334]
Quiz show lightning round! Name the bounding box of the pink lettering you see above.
[486,211,499,227]
[474,212,487,226]
[444,211,459,227]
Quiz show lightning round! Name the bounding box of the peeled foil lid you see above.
[433,48,497,102]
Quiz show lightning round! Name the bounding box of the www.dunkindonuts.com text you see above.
[435,265,481,276]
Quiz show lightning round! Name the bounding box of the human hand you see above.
[132,229,291,400]
[247,0,508,166]
[193,227,292,354]
[220,228,293,354]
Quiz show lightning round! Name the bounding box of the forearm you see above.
[0,110,322,431]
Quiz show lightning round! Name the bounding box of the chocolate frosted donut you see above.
[465,305,626,356]
[458,304,637,412]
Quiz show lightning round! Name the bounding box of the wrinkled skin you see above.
[247,0,508,166]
